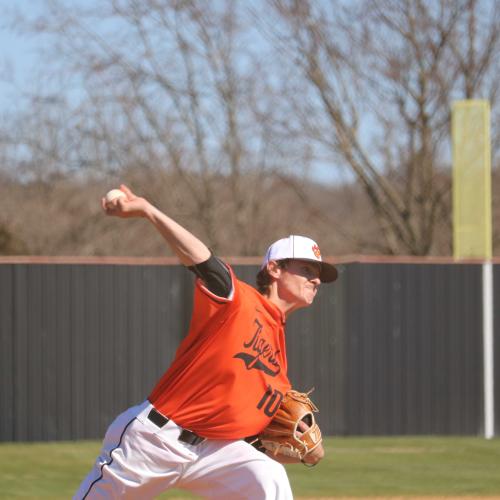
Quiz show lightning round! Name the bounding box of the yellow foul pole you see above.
[452,100,492,259]
[452,99,494,439]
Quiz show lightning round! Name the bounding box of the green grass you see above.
[0,437,499,499]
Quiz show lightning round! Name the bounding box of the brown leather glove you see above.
[258,390,322,460]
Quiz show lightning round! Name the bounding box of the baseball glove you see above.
[258,389,322,460]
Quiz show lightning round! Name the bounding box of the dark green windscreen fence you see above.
[0,261,496,441]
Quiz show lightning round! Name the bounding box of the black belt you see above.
[147,408,206,446]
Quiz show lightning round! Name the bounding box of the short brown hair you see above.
[256,259,290,295]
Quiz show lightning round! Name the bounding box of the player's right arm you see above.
[102,184,210,267]
[103,184,233,298]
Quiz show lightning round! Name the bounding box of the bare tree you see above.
[263,0,500,255]
[10,0,295,254]
[3,0,499,257]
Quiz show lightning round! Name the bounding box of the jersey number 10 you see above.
[257,385,284,417]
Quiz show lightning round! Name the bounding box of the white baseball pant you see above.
[74,401,293,499]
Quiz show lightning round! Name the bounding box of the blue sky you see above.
[0,0,41,110]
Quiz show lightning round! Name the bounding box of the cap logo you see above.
[312,244,321,259]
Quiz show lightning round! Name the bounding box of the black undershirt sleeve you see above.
[187,254,232,298]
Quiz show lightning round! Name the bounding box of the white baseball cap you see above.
[261,235,338,283]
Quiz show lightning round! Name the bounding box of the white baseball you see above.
[105,189,126,204]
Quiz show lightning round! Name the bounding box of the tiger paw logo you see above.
[312,244,321,259]
[234,319,281,377]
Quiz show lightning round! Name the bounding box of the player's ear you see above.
[267,260,282,279]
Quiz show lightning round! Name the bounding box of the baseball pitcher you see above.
[74,184,337,499]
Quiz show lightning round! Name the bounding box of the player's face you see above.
[276,260,321,308]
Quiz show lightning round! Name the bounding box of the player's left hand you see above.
[297,421,324,465]
[269,421,324,465]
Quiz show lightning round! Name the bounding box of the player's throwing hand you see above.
[102,184,149,219]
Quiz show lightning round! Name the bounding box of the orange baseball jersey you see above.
[148,266,291,439]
